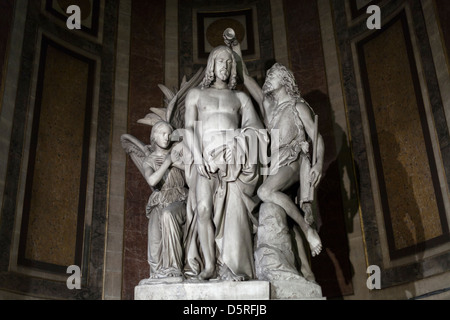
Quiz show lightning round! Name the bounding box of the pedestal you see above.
[135,280,270,300]
[270,279,324,300]
[134,279,324,300]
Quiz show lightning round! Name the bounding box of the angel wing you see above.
[120,133,151,178]
[165,67,204,129]
[138,67,205,129]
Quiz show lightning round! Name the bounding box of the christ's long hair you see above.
[200,45,237,90]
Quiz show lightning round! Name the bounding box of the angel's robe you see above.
[144,155,188,278]
[183,127,269,280]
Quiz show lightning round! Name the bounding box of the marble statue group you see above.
[121,28,325,287]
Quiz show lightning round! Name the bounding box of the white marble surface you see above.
[135,280,270,300]
[271,279,324,300]
[134,279,324,300]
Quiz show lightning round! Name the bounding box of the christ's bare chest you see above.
[197,89,241,114]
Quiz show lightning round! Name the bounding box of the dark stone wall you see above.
[284,0,354,298]
[0,0,14,109]
[435,0,450,58]
[0,0,119,299]
[332,0,450,291]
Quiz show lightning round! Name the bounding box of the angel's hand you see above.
[164,152,173,165]
[170,147,183,164]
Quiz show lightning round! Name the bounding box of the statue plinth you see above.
[135,280,269,300]
[270,279,323,300]
[134,280,324,300]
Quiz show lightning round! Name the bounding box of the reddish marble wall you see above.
[123,0,166,300]
[284,0,354,298]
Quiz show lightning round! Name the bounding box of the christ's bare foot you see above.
[220,267,248,281]
[306,228,322,257]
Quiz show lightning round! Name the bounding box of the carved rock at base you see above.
[255,202,304,281]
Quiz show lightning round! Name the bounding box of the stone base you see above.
[134,279,324,300]
[135,280,270,300]
[138,276,184,285]
[270,279,324,300]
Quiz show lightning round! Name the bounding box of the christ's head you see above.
[201,45,237,90]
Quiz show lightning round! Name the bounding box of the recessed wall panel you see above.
[18,37,94,273]
[358,13,449,260]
